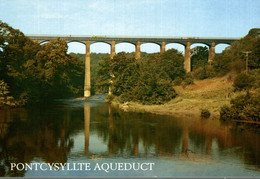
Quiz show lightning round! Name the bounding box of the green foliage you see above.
[192,67,207,80]
[0,21,85,105]
[182,73,194,85]
[190,46,217,80]
[0,80,16,107]
[173,77,183,86]
[220,92,260,122]
[233,72,256,91]
[191,46,209,71]
[96,50,183,104]
[95,57,111,94]
[200,109,211,118]
[213,32,259,76]
[159,49,186,81]
[220,105,233,121]
[69,52,110,95]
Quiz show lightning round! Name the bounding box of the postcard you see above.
[0,0,259,178]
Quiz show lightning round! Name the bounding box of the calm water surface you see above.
[0,95,259,177]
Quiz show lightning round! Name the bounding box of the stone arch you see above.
[215,43,231,53]
[115,42,135,53]
[141,42,160,53]
[116,41,136,46]
[67,40,86,45]
[90,41,111,46]
[190,42,210,49]
[39,40,50,45]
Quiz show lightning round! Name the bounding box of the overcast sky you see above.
[0,0,259,53]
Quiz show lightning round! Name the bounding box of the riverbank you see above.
[110,75,236,118]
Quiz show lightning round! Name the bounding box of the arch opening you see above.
[39,40,50,45]
[215,43,231,53]
[166,43,185,54]
[115,42,135,53]
[190,43,210,49]
[90,42,110,54]
[67,41,86,54]
[141,43,160,53]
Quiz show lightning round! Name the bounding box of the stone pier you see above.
[84,41,91,98]
[184,42,191,73]
[160,41,166,54]
[208,42,215,63]
[135,41,141,59]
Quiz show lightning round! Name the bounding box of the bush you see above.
[173,77,183,86]
[182,73,194,85]
[183,78,194,85]
[192,67,207,80]
[192,65,216,80]
[220,105,233,121]
[233,72,256,91]
[201,109,211,118]
[220,92,260,122]
[231,60,245,73]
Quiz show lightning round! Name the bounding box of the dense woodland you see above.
[0,21,259,121]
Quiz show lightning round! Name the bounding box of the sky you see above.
[0,0,259,53]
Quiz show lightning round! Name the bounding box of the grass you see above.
[112,74,237,118]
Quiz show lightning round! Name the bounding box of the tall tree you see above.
[191,46,209,71]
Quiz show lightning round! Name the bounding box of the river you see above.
[0,95,259,177]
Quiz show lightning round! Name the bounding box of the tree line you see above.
[0,21,84,106]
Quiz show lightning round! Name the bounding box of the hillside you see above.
[113,74,236,117]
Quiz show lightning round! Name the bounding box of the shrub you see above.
[201,109,211,118]
[231,60,245,73]
[183,78,194,85]
[182,73,194,85]
[233,72,256,91]
[220,105,233,121]
[192,67,207,80]
[220,92,260,122]
[173,77,183,86]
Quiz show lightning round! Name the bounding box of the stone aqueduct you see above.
[28,35,240,97]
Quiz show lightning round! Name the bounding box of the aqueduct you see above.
[28,35,240,97]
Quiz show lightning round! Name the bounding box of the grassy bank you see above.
[110,75,237,118]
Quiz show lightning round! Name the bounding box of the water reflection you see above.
[0,96,259,177]
[84,104,90,155]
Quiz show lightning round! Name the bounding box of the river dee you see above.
[0,95,259,177]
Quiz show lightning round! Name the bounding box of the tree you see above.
[190,46,209,71]
[34,38,81,100]
[159,49,185,81]
[0,21,85,104]
[96,50,182,104]
[95,57,111,94]
[0,21,40,103]
[213,31,259,76]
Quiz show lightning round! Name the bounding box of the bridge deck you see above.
[27,35,240,46]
